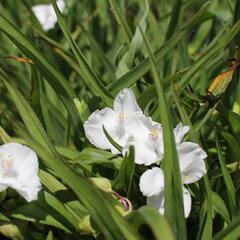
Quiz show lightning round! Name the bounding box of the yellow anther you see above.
[0,154,14,168]
[118,113,127,122]
[184,175,190,179]
[149,129,159,139]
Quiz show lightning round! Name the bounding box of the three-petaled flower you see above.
[0,143,41,202]
[84,88,145,154]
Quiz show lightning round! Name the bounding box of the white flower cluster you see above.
[32,0,65,31]
[0,143,41,202]
[84,88,207,217]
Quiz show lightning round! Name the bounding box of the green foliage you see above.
[0,0,240,239]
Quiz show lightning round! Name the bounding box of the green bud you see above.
[89,177,113,193]
[0,222,22,239]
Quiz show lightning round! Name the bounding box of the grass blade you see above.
[213,216,240,240]
[216,131,237,217]
[50,0,113,107]
[140,26,187,238]
[0,15,79,126]
[107,2,210,95]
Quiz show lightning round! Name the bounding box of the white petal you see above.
[178,142,207,184]
[139,168,164,197]
[56,0,65,12]
[83,108,121,153]
[1,143,39,174]
[32,0,65,31]
[146,186,192,218]
[0,143,41,202]
[174,122,190,144]
[125,114,152,140]
[0,176,41,202]
[122,114,163,165]
[123,139,161,165]
[15,176,41,202]
[114,89,142,116]
[147,190,165,215]
[32,4,56,31]
[182,186,192,217]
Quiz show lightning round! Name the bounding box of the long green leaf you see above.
[0,70,58,158]
[108,0,132,45]
[127,206,175,240]
[212,191,230,224]
[107,2,210,95]
[216,132,237,217]
[140,26,186,238]
[115,0,149,78]
[1,69,140,239]
[17,126,140,240]
[113,146,135,197]
[213,216,240,240]
[179,19,240,88]
[50,0,113,107]
[165,0,182,41]
[0,15,79,126]
[11,192,75,233]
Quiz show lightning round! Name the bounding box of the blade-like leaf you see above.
[213,216,240,240]
[113,145,135,197]
[17,126,141,240]
[50,0,113,107]
[212,191,230,224]
[140,26,186,238]
[0,15,79,126]
[216,132,237,217]
[107,2,210,95]
[127,206,175,240]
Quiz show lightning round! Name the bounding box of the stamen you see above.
[181,171,190,184]
[149,129,159,139]
[118,113,128,123]
[0,153,14,167]
[182,174,190,184]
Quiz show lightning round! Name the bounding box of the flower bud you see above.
[0,222,22,239]
[89,177,113,193]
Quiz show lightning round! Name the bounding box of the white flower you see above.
[122,115,163,165]
[139,141,207,217]
[32,0,65,31]
[83,88,144,154]
[0,143,41,202]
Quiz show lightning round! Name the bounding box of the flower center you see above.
[117,113,128,123]
[181,170,190,184]
[0,152,14,176]
[149,129,159,140]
